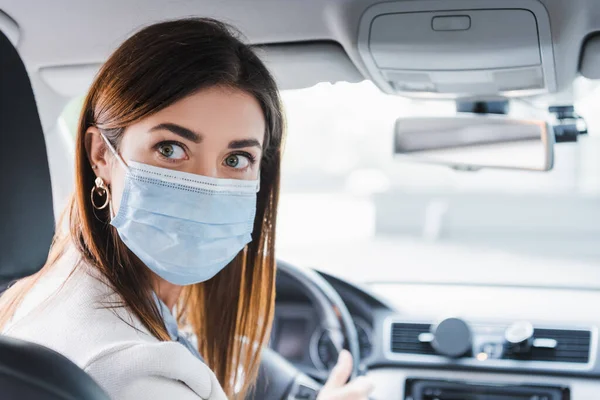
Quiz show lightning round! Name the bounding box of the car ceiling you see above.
[2,0,600,129]
[1,0,369,74]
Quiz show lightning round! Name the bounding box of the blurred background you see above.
[60,78,600,286]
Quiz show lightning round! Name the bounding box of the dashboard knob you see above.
[430,317,472,358]
[504,321,534,354]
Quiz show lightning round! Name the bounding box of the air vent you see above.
[390,323,436,355]
[504,328,591,363]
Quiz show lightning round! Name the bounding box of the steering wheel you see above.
[251,261,361,400]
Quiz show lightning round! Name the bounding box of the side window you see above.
[60,96,85,139]
[49,96,85,214]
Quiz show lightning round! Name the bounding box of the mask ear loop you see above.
[100,132,129,172]
[99,132,130,219]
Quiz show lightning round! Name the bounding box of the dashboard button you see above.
[479,342,503,359]
[505,321,534,354]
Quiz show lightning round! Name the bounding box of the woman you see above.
[0,18,372,400]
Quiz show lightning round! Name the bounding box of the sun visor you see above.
[580,34,600,79]
[40,63,101,97]
[40,42,364,97]
[256,42,364,90]
[358,0,557,98]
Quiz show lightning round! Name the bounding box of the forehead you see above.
[132,86,266,144]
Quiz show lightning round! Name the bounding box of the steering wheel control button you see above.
[505,321,535,354]
[294,384,318,400]
[431,317,472,358]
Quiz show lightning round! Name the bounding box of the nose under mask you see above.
[100,133,259,285]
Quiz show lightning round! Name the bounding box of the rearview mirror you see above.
[394,116,554,171]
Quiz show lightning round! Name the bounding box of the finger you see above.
[323,376,374,400]
[321,349,353,390]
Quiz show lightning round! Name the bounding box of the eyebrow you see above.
[228,139,262,150]
[149,123,202,143]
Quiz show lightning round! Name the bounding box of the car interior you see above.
[1,0,600,399]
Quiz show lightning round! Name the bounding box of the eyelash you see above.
[153,140,188,163]
[227,152,257,170]
[153,141,258,170]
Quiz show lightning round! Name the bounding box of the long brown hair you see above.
[0,18,283,398]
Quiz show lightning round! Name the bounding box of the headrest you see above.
[0,30,54,284]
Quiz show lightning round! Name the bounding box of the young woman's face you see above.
[89,86,265,213]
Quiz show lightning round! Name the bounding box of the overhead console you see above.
[357,0,557,97]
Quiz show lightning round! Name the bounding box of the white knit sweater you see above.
[2,249,227,400]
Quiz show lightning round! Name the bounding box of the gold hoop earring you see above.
[91,177,111,210]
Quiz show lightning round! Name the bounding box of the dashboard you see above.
[272,305,373,373]
[272,268,600,399]
[272,269,382,380]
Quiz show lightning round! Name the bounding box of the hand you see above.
[317,350,374,400]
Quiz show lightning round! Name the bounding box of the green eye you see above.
[159,144,174,157]
[224,154,251,169]
[226,155,239,167]
[156,142,185,159]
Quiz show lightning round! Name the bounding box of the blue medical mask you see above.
[101,134,259,285]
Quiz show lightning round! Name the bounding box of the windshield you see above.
[276,81,600,286]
